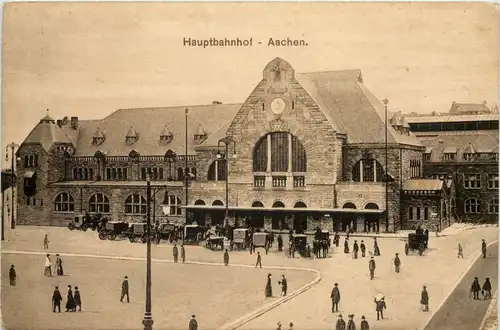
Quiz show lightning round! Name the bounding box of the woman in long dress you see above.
[265,273,273,298]
[44,254,52,277]
[66,285,76,312]
[56,254,64,276]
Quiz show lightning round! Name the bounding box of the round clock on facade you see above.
[271,97,286,115]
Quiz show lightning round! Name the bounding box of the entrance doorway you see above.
[293,201,307,233]
[365,203,380,232]
[250,201,265,228]
[211,200,225,226]
[193,199,206,226]
[271,201,286,230]
[342,202,357,232]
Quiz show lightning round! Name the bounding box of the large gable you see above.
[22,115,73,152]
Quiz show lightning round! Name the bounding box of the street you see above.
[424,242,498,330]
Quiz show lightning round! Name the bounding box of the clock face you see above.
[271,97,286,115]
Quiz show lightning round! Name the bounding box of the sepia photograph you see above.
[1,2,498,330]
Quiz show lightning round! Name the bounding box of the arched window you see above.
[177,167,184,181]
[207,160,227,181]
[54,192,75,212]
[253,133,307,172]
[165,195,183,216]
[89,193,110,213]
[191,167,197,180]
[408,207,414,220]
[424,206,429,220]
[294,201,307,208]
[212,200,224,206]
[125,194,147,215]
[252,201,264,207]
[272,201,285,208]
[365,203,379,209]
[271,201,286,229]
[342,202,357,209]
[464,198,480,214]
[194,199,206,205]
[488,198,498,214]
[352,159,385,182]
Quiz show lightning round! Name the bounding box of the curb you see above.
[478,289,498,330]
[421,240,499,330]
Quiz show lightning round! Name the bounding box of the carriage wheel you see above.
[99,232,107,240]
[81,224,88,232]
[141,235,147,243]
[68,223,76,230]
[129,236,136,243]
[108,232,117,241]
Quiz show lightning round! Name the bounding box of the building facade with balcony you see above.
[16,57,453,232]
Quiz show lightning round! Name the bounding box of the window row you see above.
[464,174,498,189]
[26,197,43,206]
[408,206,429,220]
[106,167,128,180]
[464,198,498,214]
[73,167,94,181]
[409,159,421,178]
[53,192,183,215]
[70,166,198,181]
[352,159,385,182]
[23,155,39,168]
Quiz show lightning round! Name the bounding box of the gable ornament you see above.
[269,118,290,132]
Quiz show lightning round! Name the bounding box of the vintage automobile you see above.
[68,213,109,232]
[252,232,268,248]
[292,234,308,255]
[405,233,428,256]
[233,228,250,250]
[98,221,129,241]
[183,224,205,244]
[206,235,225,251]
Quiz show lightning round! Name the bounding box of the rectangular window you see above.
[424,207,429,220]
[26,197,30,205]
[159,168,164,180]
[416,207,421,220]
[123,168,128,180]
[40,199,43,206]
[464,174,481,189]
[443,153,456,161]
[106,168,111,180]
[141,168,147,180]
[271,132,289,172]
[489,199,499,214]
[408,207,413,220]
[488,174,498,189]
[423,153,431,161]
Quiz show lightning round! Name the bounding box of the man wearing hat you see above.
[374,297,386,320]
[368,257,376,280]
[360,240,366,258]
[394,253,401,273]
[288,321,294,330]
[421,285,429,311]
[482,278,492,299]
[276,322,282,330]
[52,286,63,313]
[330,283,341,313]
[347,314,356,330]
[353,240,359,259]
[74,286,82,311]
[360,316,369,330]
[121,276,130,303]
[471,277,481,300]
[9,265,17,286]
[189,314,198,330]
[336,314,346,330]
[481,239,487,258]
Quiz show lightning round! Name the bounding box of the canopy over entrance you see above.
[182,205,385,214]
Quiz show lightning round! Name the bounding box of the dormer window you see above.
[463,143,476,161]
[159,125,173,144]
[194,124,207,144]
[390,114,403,134]
[401,117,411,136]
[125,126,139,145]
[423,147,433,161]
[442,147,457,161]
[92,127,105,146]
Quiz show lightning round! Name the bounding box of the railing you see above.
[69,155,197,162]
[293,176,305,187]
[272,176,287,188]
[254,176,265,188]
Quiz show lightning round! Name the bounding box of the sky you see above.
[2,2,498,163]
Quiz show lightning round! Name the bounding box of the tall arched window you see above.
[352,159,385,182]
[207,160,227,181]
[54,193,75,212]
[89,193,110,213]
[464,198,480,214]
[125,194,147,215]
[165,195,183,216]
[177,167,184,181]
[253,133,307,172]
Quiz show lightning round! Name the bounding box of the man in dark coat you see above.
[394,253,401,273]
[277,234,283,252]
[173,244,179,263]
[369,257,376,280]
[9,265,17,286]
[344,239,350,254]
[255,252,262,268]
[471,277,481,300]
[336,314,346,330]
[279,275,288,296]
[360,315,369,330]
[334,232,340,248]
[181,244,186,263]
[347,314,356,330]
[482,239,487,258]
[65,285,76,312]
[74,286,82,311]
[313,241,318,258]
[189,315,198,330]
[121,276,130,303]
[331,283,341,312]
[482,278,492,299]
[323,240,329,257]
[374,297,386,320]
[421,285,429,311]
[52,286,63,313]
[353,240,359,259]
[224,249,229,266]
[265,273,273,297]
[373,238,380,256]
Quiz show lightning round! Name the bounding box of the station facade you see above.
[16,57,456,232]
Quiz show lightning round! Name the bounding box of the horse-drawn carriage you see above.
[233,228,250,250]
[128,223,153,243]
[292,234,309,256]
[68,213,109,232]
[156,223,177,243]
[252,232,268,248]
[98,221,129,241]
[405,233,428,256]
[183,224,205,244]
[206,235,225,251]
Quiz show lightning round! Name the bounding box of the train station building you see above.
[15,57,459,232]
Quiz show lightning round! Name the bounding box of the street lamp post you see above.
[382,98,390,233]
[184,108,189,223]
[217,137,236,228]
[6,142,19,229]
[142,175,153,330]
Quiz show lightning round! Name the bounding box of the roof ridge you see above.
[297,69,362,75]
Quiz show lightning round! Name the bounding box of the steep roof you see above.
[22,116,73,152]
[295,70,422,146]
[403,179,443,191]
[450,102,491,114]
[463,143,476,154]
[405,113,499,124]
[73,104,242,156]
[390,113,403,126]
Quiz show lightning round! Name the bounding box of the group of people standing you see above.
[266,273,288,298]
[44,254,64,277]
[52,285,82,312]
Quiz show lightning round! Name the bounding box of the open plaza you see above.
[1,224,498,330]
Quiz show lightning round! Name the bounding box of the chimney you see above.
[212,101,223,104]
[56,119,63,127]
[70,117,78,130]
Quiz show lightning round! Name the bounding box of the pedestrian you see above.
[277,234,283,252]
[256,251,262,268]
[373,238,380,256]
[347,314,356,330]
[181,244,186,263]
[265,273,273,297]
[482,239,487,258]
[276,321,282,330]
[353,240,359,259]
[374,297,386,320]
[330,283,341,312]
[44,234,49,250]
[265,241,270,255]
[288,322,294,330]
[290,243,296,258]
[189,314,198,330]
[65,285,76,312]
[334,232,340,248]
[250,240,254,255]
[394,253,401,273]
[421,285,429,311]
[224,249,229,266]
[52,286,63,313]
[344,239,350,254]
[74,286,82,311]
[9,265,17,286]
[482,278,492,299]
[369,257,376,280]
[360,316,369,330]
[56,254,64,276]
[471,277,481,300]
[44,254,52,277]
[121,276,130,303]
[458,243,464,258]
[173,244,178,263]
[360,240,366,258]
[279,274,288,296]
[336,314,346,330]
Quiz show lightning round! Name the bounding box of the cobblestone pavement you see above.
[2,225,498,330]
